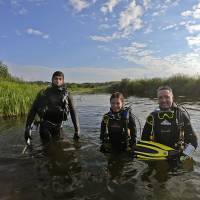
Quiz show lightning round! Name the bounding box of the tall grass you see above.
[0,80,44,117]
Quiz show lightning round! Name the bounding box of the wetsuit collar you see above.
[51,84,65,91]
[109,108,124,114]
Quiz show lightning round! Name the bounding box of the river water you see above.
[0,94,200,200]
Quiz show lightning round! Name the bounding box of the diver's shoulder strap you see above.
[144,111,157,141]
[121,107,130,120]
[102,113,110,124]
[62,89,69,103]
[146,114,154,125]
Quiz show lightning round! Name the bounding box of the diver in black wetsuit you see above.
[142,86,197,153]
[24,71,80,143]
[100,92,137,153]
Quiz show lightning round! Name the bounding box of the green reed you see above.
[0,80,44,117]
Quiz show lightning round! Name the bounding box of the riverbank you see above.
[1,73,200,117]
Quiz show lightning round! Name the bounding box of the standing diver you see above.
[100,92,137,153]
[24,71,80,143]
[142,86,198,159]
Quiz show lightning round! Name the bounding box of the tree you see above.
[0,61,11,78]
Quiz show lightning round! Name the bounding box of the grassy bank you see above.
[107,75,200,99]
[0,80,45,117]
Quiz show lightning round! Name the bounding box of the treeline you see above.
[107,75,200,99]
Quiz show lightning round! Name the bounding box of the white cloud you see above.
[69,0,90,12]
[101,0,121,14]
[181,2,200,19]
[119,0,143,33]
[165,53,200,73]
[186,35,200,46]
[90,31,126,42]
[18,7,27,15]
[27,28,43,35]
[91,0,180,43]
[98,24,111,30]
[181,10,192,17]
[119,42,164,69]
[143,0,151,10]
[152,0,180,17]
[144,25,153,34]
[26,28,50,39]
[42,34,49,39]
[162,24,177,31]
[90,0,144,42]
[185,24,200,33]
[119,42,200,76]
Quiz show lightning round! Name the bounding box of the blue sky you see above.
[1,0,200,82]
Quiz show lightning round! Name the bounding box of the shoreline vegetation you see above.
[0,62,200,117]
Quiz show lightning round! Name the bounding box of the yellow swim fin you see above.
[135,140,179,160]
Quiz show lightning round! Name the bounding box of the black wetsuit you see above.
[25,85,80,141]
[142,105,198,149]
[100,108,137,152]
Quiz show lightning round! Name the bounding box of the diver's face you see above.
[110,98,123,112]
[157,90,173,109]
[52,75,64,87]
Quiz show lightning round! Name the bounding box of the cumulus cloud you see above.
[101,0,121,14]
[91,0,144,42]
[69,0,90,12]
[119,0,143,33]
[26,28,50,39]
[181,2,200,19]
[91,0,181,42]
[185,23,200,33]
[119,42,200,76]
[186,35,200,47]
